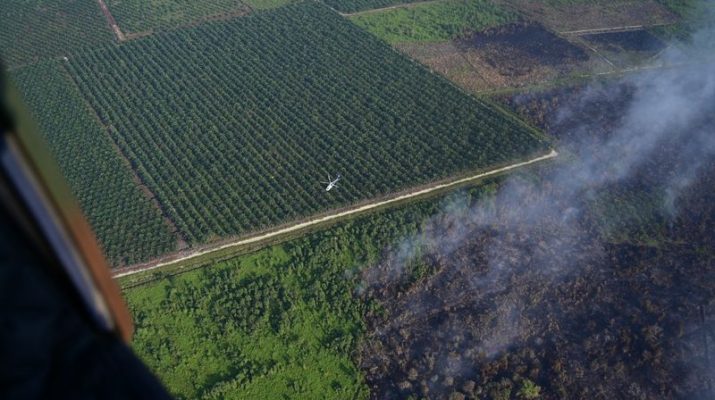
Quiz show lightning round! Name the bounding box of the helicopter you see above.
[322,174,341,192]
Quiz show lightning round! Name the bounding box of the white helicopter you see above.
[322,174,341,192]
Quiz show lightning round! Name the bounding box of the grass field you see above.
[0,0,113,68]
[350,0,516,43]
[11,61,177,266]
[64,3,547,250]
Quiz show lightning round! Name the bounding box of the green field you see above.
[11,61,176,266]
[321,0,416,13]
[63,3,546,248]
[124,182,500,399]
[124,200,431,399]
[350,0,516,43]
[0,0,113,68]
[105,0,294,33]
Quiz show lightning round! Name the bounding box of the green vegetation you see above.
[66,3,547,246]
[322,0,420,14]
[245,0,298,10]
[350,0,516,43]
[0,0,113,68]
[651,0,715,39]
[587,186,670,245]
[124,186,467,399]
[655,0,714,17]
[518,379,541,399]
[10,61,176,266]
[105,0,293,33]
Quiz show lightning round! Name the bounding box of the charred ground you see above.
[357,79,715,399]
[457,22,589,76]
[582,30,667,53]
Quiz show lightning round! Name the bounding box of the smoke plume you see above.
[360,15,715,399]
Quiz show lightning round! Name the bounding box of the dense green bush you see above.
[124,187,469,399]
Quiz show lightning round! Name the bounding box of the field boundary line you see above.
[113,149,558,278]
[559,23,674,36]
[97,0,126,42]
[336,0,445,17]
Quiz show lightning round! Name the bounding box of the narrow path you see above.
[113,150,558,278]
[339,0,443,17]
[579,40,617,69]
[97,0,125,42]
[559,23,674,36]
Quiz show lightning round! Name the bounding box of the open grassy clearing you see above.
[0,0,113,68]
[349,0,516,44]
[63,2,546,256]
[10,61,176,266]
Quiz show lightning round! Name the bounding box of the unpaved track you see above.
[97,0,125,41]
[113,150,557,278]
[338,0,443,17]
[559,23,674,35]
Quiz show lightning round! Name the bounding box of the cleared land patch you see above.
[579,29,667,68]
[502,0,678,33]
[65,3,547,254]
[349,0,516,44]
[10,61,177,266]
[397,22,600,92]
[581,30,667,51]
[0,0,114,68]
[458,22,589,75]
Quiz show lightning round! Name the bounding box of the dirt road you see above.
[113,149,558,278]
[338,0,443,17]
[97,0,125,41]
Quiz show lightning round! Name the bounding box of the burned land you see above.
[357,77,715,399]
[582,30,666,53]
[399,21,598,92]
[502,0,678,33]
[457,22,589,75]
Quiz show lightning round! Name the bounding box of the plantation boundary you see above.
[114,149,557,279]
[337,0,443,16]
